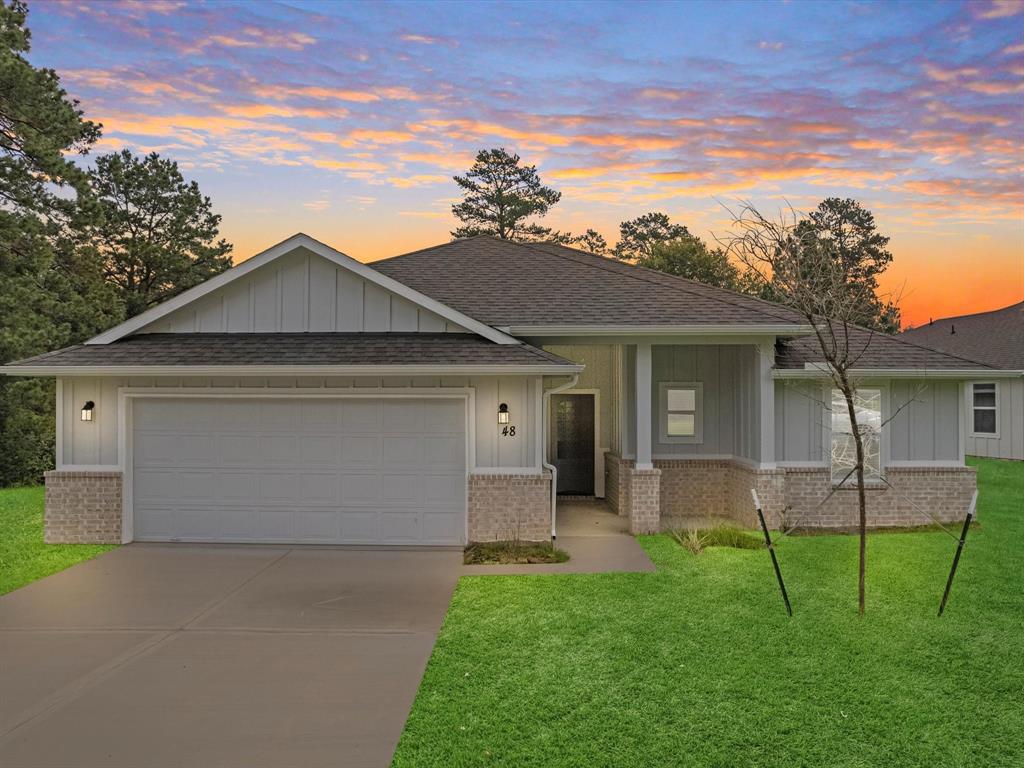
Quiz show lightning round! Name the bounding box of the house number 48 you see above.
[501,425,516,437]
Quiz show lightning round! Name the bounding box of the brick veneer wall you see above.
[657,459,729,527]
[468,472,552,542]
[628,468,662,534]
[604,452,632,516]
[783,466,976,530]
[44,470,122,544]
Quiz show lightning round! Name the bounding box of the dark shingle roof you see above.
[5,333,577,369]
[900,301,1024,370]
[776,325,997,371]
[370,235,806,328]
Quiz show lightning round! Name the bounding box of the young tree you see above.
[612,212,690,260]
[0,0,115,485]
[451,148,561,241]
[723,202,897,615]
[89,150,233,317]
[569,228,609,255]
[635,236,739,288]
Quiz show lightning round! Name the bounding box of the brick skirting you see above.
[782,465,976,530]
[606,456,976,532]
[468,472,552,542]
[44,470,123,544]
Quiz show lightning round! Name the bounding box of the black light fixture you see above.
[497,402,510,424]
[81,400,95,422]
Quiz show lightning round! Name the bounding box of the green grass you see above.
[0,486,116,595]
[394,458,1024,767]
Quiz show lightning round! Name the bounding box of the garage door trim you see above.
[118,387,475,544]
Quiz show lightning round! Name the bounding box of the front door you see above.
[552,393,595,495]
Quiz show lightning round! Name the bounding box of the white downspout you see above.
[543,373,579,541]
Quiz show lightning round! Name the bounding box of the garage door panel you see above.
[340,435,381,465]
[342,401,382,431]
[299,435,340,464]
[132,397,466,545]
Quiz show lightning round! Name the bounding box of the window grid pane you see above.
[831,389,881,485]
[667,412,695,436]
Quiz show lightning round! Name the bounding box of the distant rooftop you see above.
[900,301,1024,370]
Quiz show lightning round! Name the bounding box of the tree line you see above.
[1,1,233,484]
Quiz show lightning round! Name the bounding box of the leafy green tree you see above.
[569,228,609,255]
[451,148,561,241]
[88,150,233,317]
[636,236,739,288]
[613,212,690,260]
[0,0,115,486]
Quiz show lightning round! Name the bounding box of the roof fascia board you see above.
[519,333,782,347]
[1,363,583,377]
[86,233,517,346]
[502,324,815,336]
[772,368,1018,380]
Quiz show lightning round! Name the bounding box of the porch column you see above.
[758,339,775,466]
[635,343,653,469]
[629,343,661,534]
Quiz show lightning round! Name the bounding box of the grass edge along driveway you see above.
[393,458,1024,768]
[0,486,116,595]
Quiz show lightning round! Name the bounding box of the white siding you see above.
[57,375,541,470]
[138,247,465,335]
[965,377,1024,461]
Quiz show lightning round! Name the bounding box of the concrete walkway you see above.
[0,545,462,768]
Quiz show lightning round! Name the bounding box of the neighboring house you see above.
[901,301,1024,461]
[2,234,1001,546]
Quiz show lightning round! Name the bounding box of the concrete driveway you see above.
[0,544,462,768]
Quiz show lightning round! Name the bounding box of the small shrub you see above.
[669,524,763,555]
[464,541,570,565]
[669,528,709,555]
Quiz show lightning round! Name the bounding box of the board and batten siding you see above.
[965,376,1024,461]
[618,344,764,462]
[774,379,966,465]
[137,247,466,335]
[58,375,540,471]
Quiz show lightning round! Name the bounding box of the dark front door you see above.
[552,393,595,495]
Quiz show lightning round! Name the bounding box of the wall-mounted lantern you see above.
[497,403,510,424]
[81,401,95,422]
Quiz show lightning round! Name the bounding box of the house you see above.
[901,301,1024,461]
[2,234,1001,546]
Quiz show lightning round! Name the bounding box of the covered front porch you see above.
[540,340,780,535]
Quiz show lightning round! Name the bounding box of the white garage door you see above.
[131,397,467,545]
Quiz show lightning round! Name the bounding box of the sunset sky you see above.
[28,0,1024,327]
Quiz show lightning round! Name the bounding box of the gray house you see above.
[901,301,1024,461]
[2,234,999,546]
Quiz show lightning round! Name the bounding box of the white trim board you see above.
[4,363,582,377]
[87,233,518,346]
[116,386,476,545]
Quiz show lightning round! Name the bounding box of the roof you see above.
[900,301,1024,370]
[370,235,808,330]
[776,324,998,372]
[3,333,579,374]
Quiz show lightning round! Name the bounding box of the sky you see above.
[26,0,1024,327]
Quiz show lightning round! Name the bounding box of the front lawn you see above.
[0,486,116,595]
[394,458,1024,767]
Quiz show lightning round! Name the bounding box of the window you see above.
[660,382,702,443]
[971,383,998,436]
[830,388,881,486]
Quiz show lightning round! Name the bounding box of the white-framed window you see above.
[659,382,703,443]
[830,388,882,486]
[970,382,998,437]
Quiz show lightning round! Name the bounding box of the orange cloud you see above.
[976,0,1024,19]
